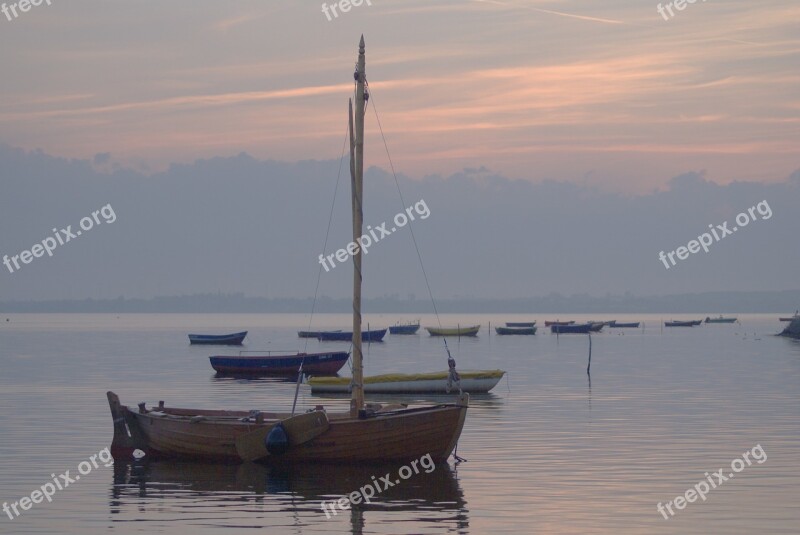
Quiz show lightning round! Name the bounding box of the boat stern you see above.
[106,391,151,460]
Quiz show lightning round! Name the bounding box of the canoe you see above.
[309,370,506,394]
[389,322,421,335]
[609,322,640,328]
[317,328,387,342]
[188,331,247,345]
[209,351,349,376]
[550,323,592,334]
[426,325,480,337]
[298,330,341,338]
[544,320,575,327]
[705,316,737,324]
[505,321,536,327]
[495,326,537,335]
[665,320,698,327]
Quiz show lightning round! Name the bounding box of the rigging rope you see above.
[365,79,456,365]
[303,123,350,354]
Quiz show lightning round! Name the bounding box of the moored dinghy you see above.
[665,320,700,327]
[779,316,800,339]
[426,325,480,337]
[389,320,421,334]
[705,316,738,324]
[309,370,506,394]
[495,326,536,335]
[298,329,341,338]
[609,321,640,328]
[209,350,349,376]
[317,328,387,342]
[551,323,592,334]
[188,331,247,345]
[106,37,469,464]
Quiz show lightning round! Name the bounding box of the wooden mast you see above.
[350,35,366,417]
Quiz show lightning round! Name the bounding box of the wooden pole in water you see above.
[586,333,592,374]
[349,36,366,418]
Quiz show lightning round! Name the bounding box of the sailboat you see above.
[106,37,469,464]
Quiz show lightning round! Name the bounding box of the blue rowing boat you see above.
[609,322,640,328]
[298,330,341,338]
[550,324,592,334]
[188,331,248,345]
[665,320,700,327]
[317,328,388,342]
[495,326,536,335]
[210,351,349,376]
[389,321,420,334]
[505,321,536,328]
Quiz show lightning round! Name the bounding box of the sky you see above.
[0,1,798,302]
[0,0,798,192]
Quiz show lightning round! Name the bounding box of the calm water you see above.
[1,313,798,534]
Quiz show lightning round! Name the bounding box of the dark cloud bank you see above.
[1,144,798,311]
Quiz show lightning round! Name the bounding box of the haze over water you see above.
[1,313,798,534]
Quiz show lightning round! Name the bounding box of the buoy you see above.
[266,423,289,455]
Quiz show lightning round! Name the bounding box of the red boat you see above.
[544,320,575,327]
[209,351,349,376]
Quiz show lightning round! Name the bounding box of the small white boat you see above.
[308,370,505,394]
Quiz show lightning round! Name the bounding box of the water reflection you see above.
[110,460,468,533]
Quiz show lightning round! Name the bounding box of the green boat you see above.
[495,326,537,335]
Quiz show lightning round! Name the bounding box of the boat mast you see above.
[350,35,366,417]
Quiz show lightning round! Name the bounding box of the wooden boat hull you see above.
[317,328,387,342]
[107,392,468,464]
[550,323,592,334]
[495,326,536,335]
[309,370,505,394]
[609,322,640,328]
[544,321,575,327]
[505,322,536,328]
[188,331,248,345]
[588,322,605,332]
[389,324,421,334]
[425,326,480,337]
[209,351,349,376]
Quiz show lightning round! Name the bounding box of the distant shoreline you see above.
[2,290,798,314]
